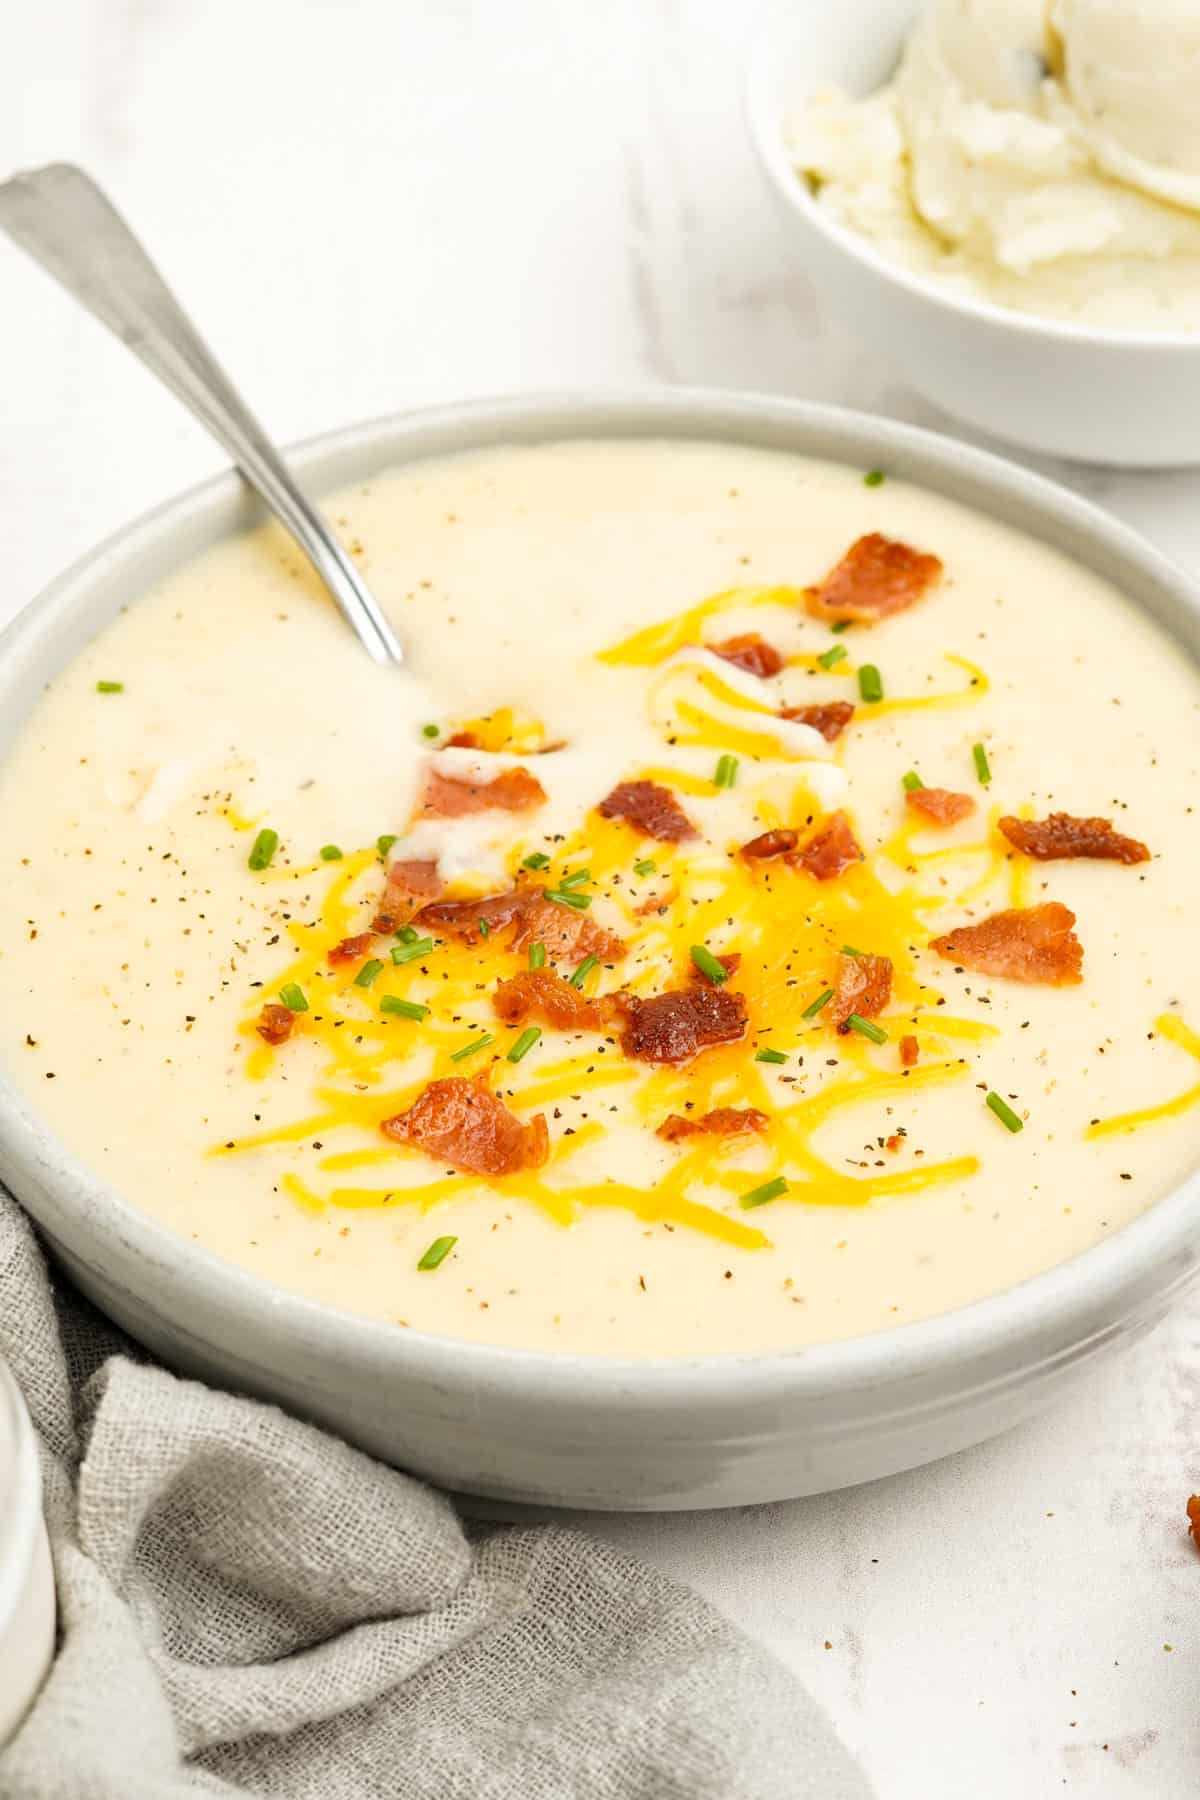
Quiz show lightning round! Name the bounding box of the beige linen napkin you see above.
[0,1190,870,1799]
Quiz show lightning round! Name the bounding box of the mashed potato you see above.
[792,0,1200,330]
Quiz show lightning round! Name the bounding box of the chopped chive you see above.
[901,770,923,793]
[478,918,490,937]
[421,723,440,739]
[741,1175,788,1210]
[248,828,279,871]
[986,1091,1023,1133]
[560,868,591,889]
[568,953,598,989]
[417,1234,457,1271]
[817,644,847,670]
[96,679,124,693]
[863,469,886,487]
[543,888,591,910]
[972,742,992,786]
[858,663,884,704]
[377,834,398,858]
[522,851,551,871]
[755,1047,788,1065]
[528,942,546,970]
[690,944,730,986]
[450,1033,494,1062]
[354,958,384,988]
[846,1013,888,1044]
[831,620,851,634]
[278,982,308,1013]
[840,944,866,957]
[507,1025,542,1064]
[399,924,420,943]
[714,753,739,789]
[802,988,834,1019]
[633,858,657,877]
[381,995,429,1020]
[391,936,433,965]
[319,844,344,861]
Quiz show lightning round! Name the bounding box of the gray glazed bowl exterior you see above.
[0,391,1197,1509]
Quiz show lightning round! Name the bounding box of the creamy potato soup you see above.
[1,440,1198,1356]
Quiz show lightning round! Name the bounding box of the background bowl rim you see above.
[744,0,1200,355]
[1,384,1198,1407]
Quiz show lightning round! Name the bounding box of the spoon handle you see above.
[0,163,403,666]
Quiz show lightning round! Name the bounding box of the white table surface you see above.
[3,5,1198,1794]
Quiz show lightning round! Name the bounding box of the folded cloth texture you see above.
[0,1191,871,1799]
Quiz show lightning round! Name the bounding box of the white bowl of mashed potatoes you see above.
[747,0,1200,465]
[0,391,1198,1509]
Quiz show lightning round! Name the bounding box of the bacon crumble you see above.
[806,533,943,624]
[612,984,748,1066]
[328,931,375,967]
[420,764,546,819]
[381,1074,549,1176]
[373,859,442,934]
[906,787,975,826]
[708,633,784,679]
[597,779,698,843]
[788,811,863,881]
[998,813,1150,865]
[899,1034,919,1069]
[256,1003,295,1046]
[656,1107,769,1143]
[741,828,799,861]
[831,952,893,1029]
[492,969,610,1032]
[1188,1495,1200,1549]
[779,700,855,743]
[931,902,1083,986]
[417,887,626,965]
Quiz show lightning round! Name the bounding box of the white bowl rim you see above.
[745,1,1200,354]
[1,385,1199,1409]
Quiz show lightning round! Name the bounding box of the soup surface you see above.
[1,439,1198,1355]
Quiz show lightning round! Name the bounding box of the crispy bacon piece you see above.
[328,931,375,967]
[689,951,741,987]
[611,985,747,1066]
[381,1075,549,1176]
[443,730,482,749]
[931,902,1083,986]
[256,1003,294,1046]
[779,700,855,743]
[831,952,893,1029]
[597,779,698,843]
[1188,1495,1200,1549]
[907,787,975,826]
[806,533,943,624]
[899,1034,919,1069]
[417,887,626,965]
[420,765,546,819]
[492,969,610,1032]
[885,1133,903,1152]
[373,858,443,934]
[656,1107,769,1143]
[708,633,784,679]
[741,827,799,861]
[506,898,626,965]
[998,813,1150,865]
[788,812,863,881]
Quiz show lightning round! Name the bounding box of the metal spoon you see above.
[0,163,403,666]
